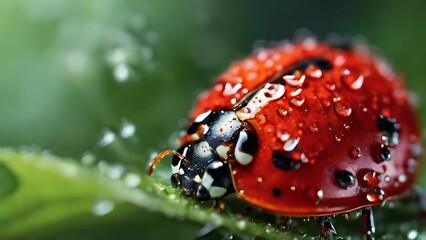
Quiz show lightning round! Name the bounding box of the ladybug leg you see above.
[359,207,375,240]
[213,198,226,210]
[316,216,337,237]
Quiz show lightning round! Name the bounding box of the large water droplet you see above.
[92,199,115,216]
[334,100,352,117]
[305,65,323,78]
[341,69,364,90]
[283,74,306,87]
[363,171,380,187]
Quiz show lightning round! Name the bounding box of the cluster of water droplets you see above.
[83,118,147,217]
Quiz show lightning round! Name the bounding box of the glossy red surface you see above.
[187,41,421,216]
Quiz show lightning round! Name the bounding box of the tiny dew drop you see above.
[98,129,116,147]
[92,199,115,216]
[124,172,141,188]
[113,63,131,83]
[120,119,136,138]
[0,163,19,199]
[81,151,97,166]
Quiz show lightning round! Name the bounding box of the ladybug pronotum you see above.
[147,39,423,239]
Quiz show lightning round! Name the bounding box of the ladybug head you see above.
[147,110,259,201]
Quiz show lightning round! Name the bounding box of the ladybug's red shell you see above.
[186,41,421,216]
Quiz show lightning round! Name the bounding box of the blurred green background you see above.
[1,0,426,239]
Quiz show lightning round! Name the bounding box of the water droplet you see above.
[283,138,300,151]
[341,69,364,90]
[92,199,115,216]
[306,65,323,78]
[277,107,288,117]
[363,171,381,187]
[334,100,352,117]
[325,81,336,91]
[384,175,391,183]
[113,63,130,83]
[277,130,290,142]
[349,146,361,159]
[334,134,342,142]
[120,119,136,138]
[98,129,116,147]
[398,174,407,183]
[290,95,306,107]
[366,188,384,202]
[283,74,306,87]
[236,220,247,230]
[407,229,418,239]
[81,151,96,166]
[124,173,141,188]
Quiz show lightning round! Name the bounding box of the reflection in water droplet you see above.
[92,199,115,216]
[333,100,352,117]
[98,130,116,147]
[363,171,380,187]
[349,146,361,159]
[124,173,141,188]
[341,69,364,90]
[366,188,384,202]
[114,63,130,83]
[120,119,136,138]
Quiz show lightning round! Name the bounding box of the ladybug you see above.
[147,38,423,239]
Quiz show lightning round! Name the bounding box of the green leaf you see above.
[0,162,19,199]
[0,148,292,239]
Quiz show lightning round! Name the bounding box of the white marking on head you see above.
[216,145,231,160]
[235,150,254,165]
[208,186,227,198]
[171,160,181,174]
[193,174,202,183]
[201,172,214,189]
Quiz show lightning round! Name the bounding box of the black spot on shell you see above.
[377,115,400,146]
[285,57,333,73]
[380,145,391,161]
[272,188,282,197]
[335,170,356,189]
[272,151,301,170]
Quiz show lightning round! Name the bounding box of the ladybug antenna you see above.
[146,149,188,176]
